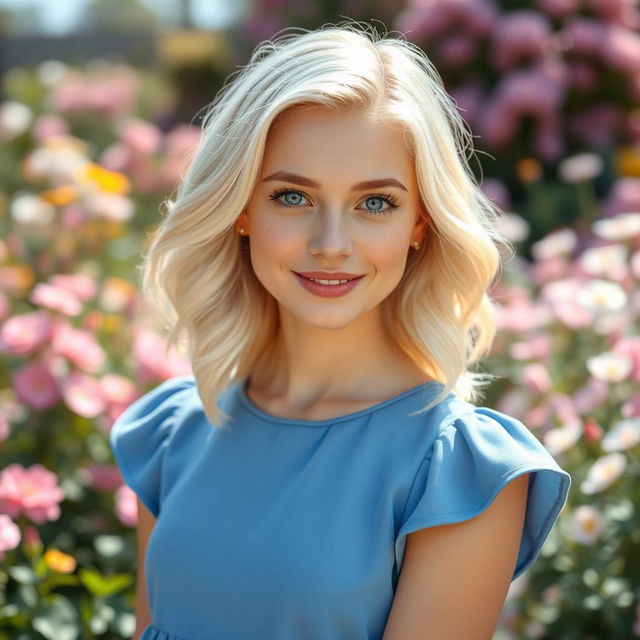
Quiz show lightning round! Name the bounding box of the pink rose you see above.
[0,463,64,524]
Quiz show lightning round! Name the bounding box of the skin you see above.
[235,105,430,419]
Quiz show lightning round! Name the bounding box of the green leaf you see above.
[32,593,78,640]
[79,568,133,597]
[7,566,37,585]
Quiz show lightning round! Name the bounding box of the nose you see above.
[308,209,353,259]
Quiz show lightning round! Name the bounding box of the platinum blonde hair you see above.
[141,21,514,429]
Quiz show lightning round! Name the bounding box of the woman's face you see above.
[238,106,429,329]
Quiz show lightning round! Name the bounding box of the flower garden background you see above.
[0,1,639,638]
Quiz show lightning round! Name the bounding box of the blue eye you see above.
[268,189,400,215]
[361,195,399,214]
[269,189,310,208]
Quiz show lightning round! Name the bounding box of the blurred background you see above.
[0,1,639,639]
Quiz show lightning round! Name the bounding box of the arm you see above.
[382,473,530,640]
[134,497,156,640]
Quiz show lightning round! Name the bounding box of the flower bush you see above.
[0,37,638,640]
[0,61,195,639]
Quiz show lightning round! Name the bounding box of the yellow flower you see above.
[78,163,131,195]
[616,144,640,176]
[40,185,78,207]
[44,549,77,573]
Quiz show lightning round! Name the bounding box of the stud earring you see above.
[412,240,421,250]
[238,227,245,234]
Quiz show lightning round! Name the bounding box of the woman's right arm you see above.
[134,497,156,640]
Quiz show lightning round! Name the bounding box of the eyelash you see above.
[268,189,400,215]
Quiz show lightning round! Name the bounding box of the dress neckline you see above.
[237,377,445,427]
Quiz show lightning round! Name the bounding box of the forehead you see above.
[262,106,415,182]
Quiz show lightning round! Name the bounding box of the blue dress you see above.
[109,374,571,640]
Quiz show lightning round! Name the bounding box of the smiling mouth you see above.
[295,273,364,285]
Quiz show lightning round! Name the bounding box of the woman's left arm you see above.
[382,473,530,640]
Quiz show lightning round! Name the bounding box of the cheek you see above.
[367,234,411,272]
[249,218,300,273]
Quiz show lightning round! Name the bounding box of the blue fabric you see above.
[109,374,571,640]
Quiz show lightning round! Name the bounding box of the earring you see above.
[412,240,421,250]
[238,227,245,234]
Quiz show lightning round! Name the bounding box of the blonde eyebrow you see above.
[261,171,408,192]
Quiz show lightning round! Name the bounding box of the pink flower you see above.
[622,393,640,417]
[521,363,553,393]
[530,256,571,285]
[52,322,106,373]
[601,177,640,217]
[586,0,640,28]
[85,463,122,492]
[100,373,137,405]
[562,17,606,55]
[31,114,69,143]
[61,204,88,229]
[0,311,54,356]
[495,300,553,333]
[60,371,106,418]
[536,0,580,19]
[540,278,595,328]
[613,336,640,383]
[510,332,552,361]
[491,11,553,70]
[603,24,640,74]
[30,282,83,316]
[583,419,604,443]
[549,392,580,425]
[438,33,477,66]
[133,328,192,384]
[0,463,64,524]
[12,360,60,410]
[573,377,609,414]
[0,514,21,560]
[49,273,97,303]
[114,485,137,527]
[119,117,162,156]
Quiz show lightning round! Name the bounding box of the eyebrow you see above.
[261,171,408,192]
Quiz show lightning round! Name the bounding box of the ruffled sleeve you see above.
[109,375,195,518]
[395,407,571,582]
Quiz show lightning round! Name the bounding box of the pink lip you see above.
[294,272,364,298]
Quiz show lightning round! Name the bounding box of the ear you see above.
[413,205,430,243]
[235,211,250,233]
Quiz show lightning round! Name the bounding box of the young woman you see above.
[110,22,571,640]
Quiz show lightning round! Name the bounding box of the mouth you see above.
[293,272,364,284]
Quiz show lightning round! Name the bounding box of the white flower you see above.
[0,101,32,142]
[543,421,582,455]
[586,351,633,382]
[579,244,627,280]
[580,452,627,494]
[601,418,640,452]
[593,212,640,241]
[576,279,627,313]
[531,228,577,261]
[36,60,67,87]
[84,193,133,222]
[558,153,603,183]
[496,212,530,243]
[568,505,605,544]
[592,309,631,337]
[10,192,55,225]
